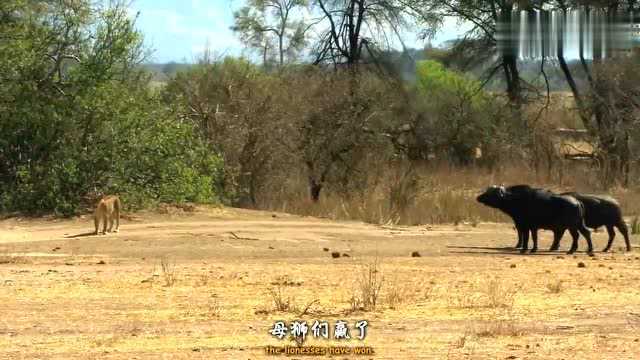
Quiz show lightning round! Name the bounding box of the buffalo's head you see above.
[476,185,508,208]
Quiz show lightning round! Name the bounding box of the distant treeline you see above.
[141,49,589,92]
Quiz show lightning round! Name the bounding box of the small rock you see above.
[52,247,61,252]
[509,264,516,268]
[342,253,350,257]
[577,262,586,268]
[322,247,329,252]
[331,252,341,259]
[192,348,201,352]
[411,251,421,257]
[556,256,564,259]
[268,246,274,250]
[271,214,277,218]
[97,260,106,265]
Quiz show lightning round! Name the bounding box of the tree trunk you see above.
[499,7,521,104]
[503,54,520,103]
[309,177,322,202]
[262,41,268,68]
[556,8,631,188]
[278,34,284,67]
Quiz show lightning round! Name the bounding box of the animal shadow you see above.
[446,245,564,256]
[64,231,99,239]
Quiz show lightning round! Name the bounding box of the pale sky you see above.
[128,0,471,63]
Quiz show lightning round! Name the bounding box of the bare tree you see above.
[231,0,311,67]
[552,0,638,186]
[410,0,524,103]
[312,0,434,67]
[275,69,394,202]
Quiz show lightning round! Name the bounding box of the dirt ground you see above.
[0,205,639,359]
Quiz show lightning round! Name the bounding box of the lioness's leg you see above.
[94,214,100,235]
[107,214,114,233]
[113,207,120,233]
[102,212,108,234]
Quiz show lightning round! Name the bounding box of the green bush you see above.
[415,60,518,166]
[0,1,223,215]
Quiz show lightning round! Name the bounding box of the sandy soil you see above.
[0,205,638,359]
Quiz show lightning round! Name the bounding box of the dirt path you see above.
[0,206,638,359]
[0,206,527,261]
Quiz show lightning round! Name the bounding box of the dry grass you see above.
[348,258,384,312]
[1,249,638,358]
[473,317,527,338]
[268,284,293,312]
[259,163,640,226]
[159,256,177,287]
[385,279,416,309]
[631,216,640,235]
[484,278,517,309]
[0,250,30,265]
[204,295,222,318]
[449,278,518,310]
[0,205,639,358]
[261,276,318,315]
[546,279,564,294]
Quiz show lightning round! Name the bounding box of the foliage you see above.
[414,60,518,165]
[164,57,282,206]
[0,0,222,215]
[416,60,485,103]
[313,0,433,66]
[275,67,400,201]
[231,0,310,67]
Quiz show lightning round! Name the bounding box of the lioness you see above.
[94,195,121,235]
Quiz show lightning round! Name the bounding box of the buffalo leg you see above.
[568,229,579,254]
[519,229,529,254]
[616,221,631,251]
[603,225,616,252]
[515,230,523,249]
[530,229,538,253]
[549,229,565,251]
[514,224,524,248]
[578,225,594,255]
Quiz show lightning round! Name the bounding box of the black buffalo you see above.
[477,185,593,255]
[549,192,630,252]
